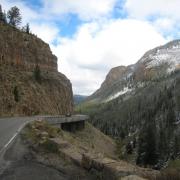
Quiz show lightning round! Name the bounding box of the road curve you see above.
[0,117,34,154]
[0,115,88,154]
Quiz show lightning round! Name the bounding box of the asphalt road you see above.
[0,117,33,154]
[0,115,88,154]
[0,117,69,180]
[0,116,94,180]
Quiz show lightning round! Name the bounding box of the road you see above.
[0,116,93,180]
[0,117,34,154]
[0,115,88,154]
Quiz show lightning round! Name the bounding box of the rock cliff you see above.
[0,23,73,116]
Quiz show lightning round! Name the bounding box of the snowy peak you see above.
[87,40,180,103]
[139,40,180,72]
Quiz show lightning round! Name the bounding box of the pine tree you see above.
[174,135,180,157]
[0,5,3,22]
[7,6,22,27]
[25,23,30,34]
[0,5,6,23]
[13,86,19,102]
[145,120,158,165]
[33,65,41,83]
[136,111,158,167]
[2,11,7,23]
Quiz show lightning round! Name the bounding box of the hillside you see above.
[78,40,180,169]
[1,120,159,180]
[86,40,180,103]
[0,23,73,116]
[73,95,87,105]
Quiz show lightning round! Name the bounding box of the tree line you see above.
[82,70,180,168]
[0,4,30,34]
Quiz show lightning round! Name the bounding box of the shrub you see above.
[13,86,19,102]
[156,169,180,180]
[41,139,59,153]
[33,65,41,83]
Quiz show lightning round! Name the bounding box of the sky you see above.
[0,0,180,95]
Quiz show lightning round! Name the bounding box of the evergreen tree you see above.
[166,104,176,128]
[2,11,7,23]
[145,120,158,165]
[7,6,22,27]
[0,5,7,23]
[26,23,30,34]
[13,86,19,102]
[0,5,3,22]
[136,111,158,166]
[158,128,168,160]
[22,23,30,33]
[33,65,41,83]
[174,135,180,157]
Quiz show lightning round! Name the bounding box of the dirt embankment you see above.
[0,121,159,180]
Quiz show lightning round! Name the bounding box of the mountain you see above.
[86,40,180,103]
[0,22,73,116]
[79,40,180,169]
[73,95,87,105]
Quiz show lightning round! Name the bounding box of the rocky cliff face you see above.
[87,40,180,103]
[0,23,73,116]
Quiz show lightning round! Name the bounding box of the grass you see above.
[74,101,99,115]
[168,159,180,169]
[155,169,180,180]
[23,120,62,153]
[148,160,180,180]
[40,139,59,153]
[23,120,117,159]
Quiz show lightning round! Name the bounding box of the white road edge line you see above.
[4,133,17,149]
[0,121,29,155]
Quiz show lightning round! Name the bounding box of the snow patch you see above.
[105,87,132,102]
[137,82,145,88]
[145,47,180,72]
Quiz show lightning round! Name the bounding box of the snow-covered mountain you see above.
[86,40,180,103]
[139,40,180,72]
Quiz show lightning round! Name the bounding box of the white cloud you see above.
[52,19,166,95]
[124,0,180,38]
[31,23,59,44]
[154,18,175,32]
[125,0,180,20]
[42,0,117,20]
[0,0,171,95]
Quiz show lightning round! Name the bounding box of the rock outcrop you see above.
[0,23,73,116]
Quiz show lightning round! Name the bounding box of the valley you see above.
[77,40,180,172]
[0,3,180,179]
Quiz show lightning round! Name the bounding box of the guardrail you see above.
[43,115,89,125]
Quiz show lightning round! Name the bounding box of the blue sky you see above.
[1,0,180,95]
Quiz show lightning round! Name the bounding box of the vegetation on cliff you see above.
[0,7,73,116]
[0,4,31,33]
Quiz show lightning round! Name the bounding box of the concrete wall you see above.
[43,115,88,132]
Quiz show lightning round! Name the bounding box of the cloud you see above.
[153,18,176,33]
[42,0,117,20]
[52,19,166,95]
[30,23,60,44]
[124,0,180,39]
[124,0,180,20]
[0,0,172,95]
